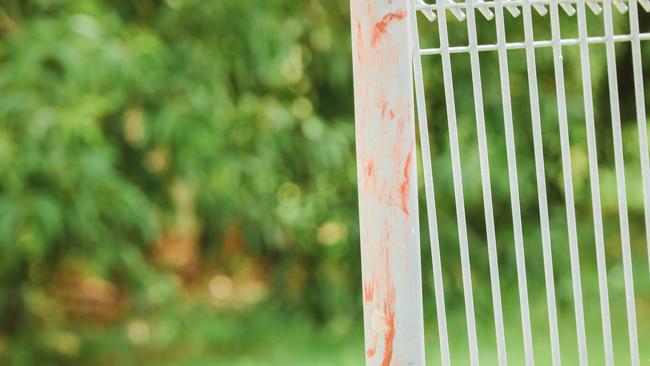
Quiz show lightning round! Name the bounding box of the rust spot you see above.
[371,10,407,46]
[398,151,412,215]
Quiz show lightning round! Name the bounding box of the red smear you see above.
[365,160,377,191]
[366,333,378,358]
[366,347,377,358]
[363,280,375,303]
[397,115,407,136]
[364,274,378,303]
[354,20,365,64]
[381,282,396,366]
[378,99,389,119]
[366,161,375,178]
[371,10,407,46]
[398,151,412,215]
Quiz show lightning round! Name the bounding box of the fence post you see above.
[349,0,426,364]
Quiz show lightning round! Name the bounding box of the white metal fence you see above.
[412,0,650,365]
[410,0,649,365]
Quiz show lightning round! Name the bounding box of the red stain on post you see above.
[366,334,378,358]
[378,99,389,119]
[365,160,377,191]
[354,20,365,64]
[366,161,375,178]
[351,0,425,363]
[381,283,396,366]
[366,347,377,358]
[370,10,407,46]
[398,151,412,215]
[364,279,375,303]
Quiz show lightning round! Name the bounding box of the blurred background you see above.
[0,0,648,365]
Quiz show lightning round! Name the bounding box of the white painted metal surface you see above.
[576,0,614,364]
[352,0,649,364]
[350,1,426,365]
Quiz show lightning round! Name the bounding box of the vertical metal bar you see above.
[409,4,452,365]
[465,1,508,365]
[612,0,629,13]
[494,1,536,365]
[349,0,426,364]
[548,2,589,365]
[602,2,641,365]
[437,1,481,364]
[628,0,650,273]
[521,1,563,365]
[575,1,615,364]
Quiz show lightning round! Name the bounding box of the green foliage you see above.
[0,0,361,343]
[0,2,162,332]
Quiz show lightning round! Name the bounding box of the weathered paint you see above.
[350,0,426,364]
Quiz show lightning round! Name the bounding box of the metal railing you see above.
[410,1,649,365]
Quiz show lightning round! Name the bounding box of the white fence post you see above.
[349,0,426,364]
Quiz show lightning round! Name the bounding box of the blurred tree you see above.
[0,0,361,339]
